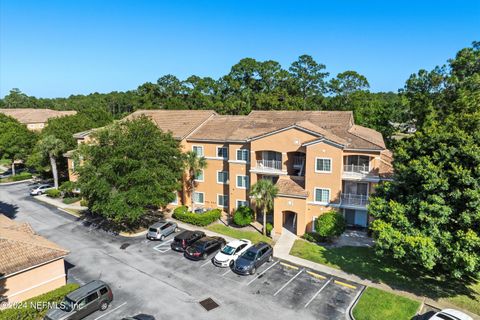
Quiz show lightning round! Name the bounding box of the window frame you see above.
[194,169,204,182]
[313,187,331,204]
[315,157,332,173]
[236,175,249,189]
[192,145,204,157]
[216,146,228,160]
[216,170,229,184]
[217,194,228,208]
[193,191,205,204]
[236,149,249,162]
[236,199,248,208]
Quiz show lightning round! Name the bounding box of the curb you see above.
[0,179,33,186]
[347,285,366,320]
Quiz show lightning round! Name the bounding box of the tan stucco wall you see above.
[1,259,66,307]
[67,158,78,182]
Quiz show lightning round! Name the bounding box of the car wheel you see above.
[99,301,109,311]
[38,191,42,195]
[268,255,273,262]
[250,267,256,275]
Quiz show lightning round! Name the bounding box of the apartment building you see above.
[67,110,393,236]
[0,108,77,131]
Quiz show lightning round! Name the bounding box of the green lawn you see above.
[206,224,273,244]
[290,239,480,316]
[353,287,420,320]
[0,171,32,183]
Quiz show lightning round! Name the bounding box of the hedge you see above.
[233,206,253,226]
[62,197,81,205]
[0,172,32,183]
[46,189,61,198]
[172,206,221,226]
[0,283,79,320]
[315,210,346,241]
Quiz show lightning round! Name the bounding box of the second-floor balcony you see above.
[255,159,283,172]
[340,193,369,208]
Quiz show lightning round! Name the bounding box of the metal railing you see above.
[293,156,305,167]
[256,159,282,171]
[341,193,369,207]
[343,164,369,173]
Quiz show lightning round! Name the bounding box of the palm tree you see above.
[185,151,207,210]
[251,179,278,235]
[37,135,65,188]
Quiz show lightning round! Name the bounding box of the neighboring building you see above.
[66,110,393,236]
[0,214,69,307]
[0,108,77,131]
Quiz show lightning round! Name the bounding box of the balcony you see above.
[251,159,286,175]
[342,164,379,181]
[293,155,305,169]
[340,193,369,208]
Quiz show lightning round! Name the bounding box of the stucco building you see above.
[67,110,393,236]
[0,108,76,131]
[0,215,69,307]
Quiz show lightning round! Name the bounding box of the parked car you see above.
[184,236,226,260]
[121,315,155,320]
[233,242,273,275]
[30,184,54,196]
[44,280,113,320]
[430,309,473,320]
[146,221,178,241]
[213,239,252,267]
[170,230,205,252]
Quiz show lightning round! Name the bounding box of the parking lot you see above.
[1,182,363,320]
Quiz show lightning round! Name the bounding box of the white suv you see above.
[213,239,252,267]
[430,309,473,320]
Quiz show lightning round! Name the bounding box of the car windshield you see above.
[60,297,75,312]
[148,228,157,233]
[221,245,236,255]
[242,250,256,261]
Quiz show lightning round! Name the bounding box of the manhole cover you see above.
[199,298,219,311]
[120,243,130,250]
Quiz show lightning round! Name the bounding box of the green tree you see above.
[251,179,278,235]
[0,114,36,174]
[184,151,207,210]
[35,135,65,188]
[314,210,346,241]
[76,116,184,228]
[289,55,329,104]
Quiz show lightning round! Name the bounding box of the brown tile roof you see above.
[0,215,68,277]
[0,108,76,124]
[379,150,394,179]
[123,110,217,140]
[187,110,385,150]
[275,176,308,198]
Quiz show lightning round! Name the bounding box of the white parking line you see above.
[152,239,173,252]
[304,278,332,308]
[222,268,232,276]
[94,302,127,320]
[273,268,305,296]
[200,260,211,267]
[247,260,279,286]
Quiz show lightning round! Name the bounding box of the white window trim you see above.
[217,194,228,208]
[236,149,249,162]
[193,192,205,204]
[236,175,249,189]
[313,187,331,204]
[216,170,229,184]
[216,146,228,160]
[192,145,204,157]
[194,169,204,182]
[315,157,332,173]
[236,199,248,208]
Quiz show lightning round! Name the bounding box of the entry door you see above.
[345,209,355,225]
[354,211,367,227]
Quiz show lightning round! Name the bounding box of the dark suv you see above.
[44,280,113,320]
[170,230,205,252]
[233,242,273,275]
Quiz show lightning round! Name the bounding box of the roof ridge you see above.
[347,125,385,149]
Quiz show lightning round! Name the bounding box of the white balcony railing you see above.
[293,156,305,168]
[343,164,369,173]
[256,159,282,171]
[341,193,369,207]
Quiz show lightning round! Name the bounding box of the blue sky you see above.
[1,1,479,98]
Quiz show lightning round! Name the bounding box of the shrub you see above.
[46,188,61,198]
[302,231,323,243]
[0,283,79,320]
[59,181,77,197]
[63,197,81,204]
[0,172,32,183]
[315,210,346,241]
[266,223,273,236]
[233,206,253,226]
[80,199,88,207]
[172,206,221,226]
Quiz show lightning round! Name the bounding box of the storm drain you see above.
[199,298,219,311]
[120,243,130,250]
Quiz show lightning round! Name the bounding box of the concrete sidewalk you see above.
[34,194,88,211]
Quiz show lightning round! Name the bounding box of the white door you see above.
[354,211,368,227]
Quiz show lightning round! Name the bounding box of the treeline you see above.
[0,55,406,145]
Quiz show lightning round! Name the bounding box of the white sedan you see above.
[30,184,54,196]
[430,309,473,320]
[213,239,252,267]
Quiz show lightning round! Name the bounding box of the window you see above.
[193,192,204,204]
[99,287,108,295]
[217,194,228,207]
[315,158,332,173]
[314,188,330,204]
[192,145,204,157]
[217,146,228,159]
[217,171,229,184]
[236,149,249,162]
[236,175,249,189]
[194,170,204,182]
[236,200,248,208]
[85,292,98,304]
